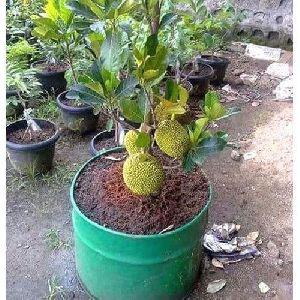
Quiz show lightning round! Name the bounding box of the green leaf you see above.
[204,91,225,120]
[100,31,127,72]
[145,34,158,56]
[190,137,227,165]
[135,132,150,148]
[67,0,99,19]
[67,84,105,106]
[165,79,178,102]
[119,98,144,123]
[115,76,138,100]
[214,131,228,140]
[178,85,189,106]
[143,69,160,80]
[193,117,208,143]
[118,0,137,15]
[182,152,195,172]
[159,13,177,29]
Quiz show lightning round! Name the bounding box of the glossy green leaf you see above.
[67,84,105,106]
[165,79,178,102]
[143,69,160,80]
[119,98,144,123]
[182,152,195,172]
[193,117,208,143]
[145,34,158,56]
[159,13,177,28]
[190,137,227,165]
[135,132,151,148]
[115,76,138,100]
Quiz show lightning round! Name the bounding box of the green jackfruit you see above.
[123,153,165,196]
[124,130,140,154]
[154,119,190,158]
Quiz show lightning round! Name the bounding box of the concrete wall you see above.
[205,0,293,48]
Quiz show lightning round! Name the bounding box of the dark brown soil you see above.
[7,126,56,144]
[94,136,117,152]
[75,155,209,235]
[182,63,213,77]
[36,62,69,73]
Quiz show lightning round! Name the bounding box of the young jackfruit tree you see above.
[68,31,240,197]
[155,119,191,158]
[123,153,165,196]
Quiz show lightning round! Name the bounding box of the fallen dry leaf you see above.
[211,258,224,269]
[247,231,260,241]
[207,279,227,294]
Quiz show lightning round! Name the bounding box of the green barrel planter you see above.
[70,148,212,300]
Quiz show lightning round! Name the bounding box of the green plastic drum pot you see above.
[70,147,212,300]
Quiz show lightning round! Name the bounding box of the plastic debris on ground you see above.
[207,279,227,294]
[243,151,257,160]
[203,223,261,264]
[273,75,293,101]
[240,73,258,85]
[265,63,292,79]
[259,282,270,294]
[245,43,281,61]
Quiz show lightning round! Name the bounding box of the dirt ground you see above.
[6,48,293,299]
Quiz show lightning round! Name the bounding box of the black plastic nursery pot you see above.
[90,129,126,156]
[70,147,212,300]
[6,90,24,117]
[56,91,99,134]
[196,55,230,86]
[181,62,214,97]
[31,60,68,96]
[6,119,60,175]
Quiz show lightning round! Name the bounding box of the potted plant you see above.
[6,61,41,118]
[159,1,214,97]
[31,0,80,95]
[6,109,60,175]
[69,31,239,299]
[6,0,44,43]
[182,2,241,85]
[65,1,240,298]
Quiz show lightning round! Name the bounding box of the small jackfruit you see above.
[123,153,165,196]
[155,119,190,158]
[124,130,140,154]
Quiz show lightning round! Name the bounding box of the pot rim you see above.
[6,118,60,151]
[70,147,212,239]
[90,129,126,156]
[197,55,230,65]
[56,91,94,114]
[31,60,70,75]
[181,62,214,80]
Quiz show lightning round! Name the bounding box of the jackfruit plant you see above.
[65,0,240,196]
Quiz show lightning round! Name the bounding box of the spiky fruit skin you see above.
[124,130,140,155]
[123,153,165,196]
[155,120,190,158]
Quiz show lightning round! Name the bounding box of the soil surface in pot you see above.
[75,154,209,234]
[60,94,89,108]
[36,62,68,73]
[7,126,56,144]
[182,63,212,77]
[94,136,117,152]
